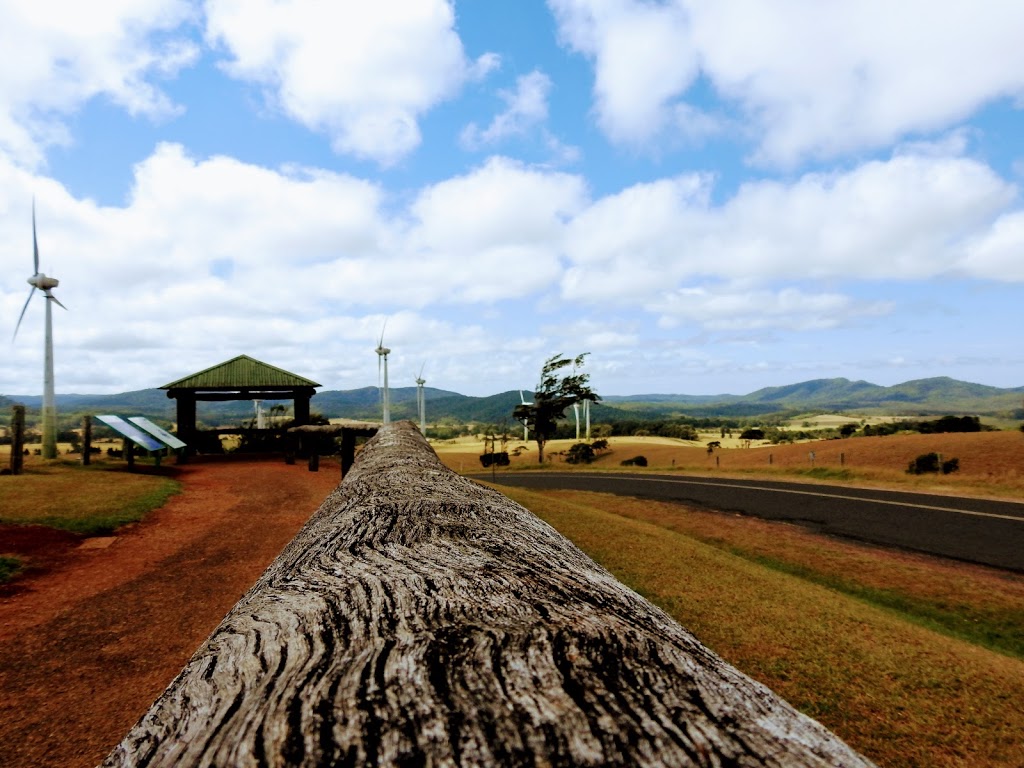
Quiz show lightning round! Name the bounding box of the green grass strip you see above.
[733,550,1024,660]
[25,479,182,536]
[0,555,23,585]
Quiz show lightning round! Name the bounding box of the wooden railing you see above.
[102,421,874,767]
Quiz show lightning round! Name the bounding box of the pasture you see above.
[433,429,1024,497]
[497,486,1024,768]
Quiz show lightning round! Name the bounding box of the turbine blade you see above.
[32,198,40,275]
[378,318,387,347]
[46,291,67,310]
[13,287,36,341]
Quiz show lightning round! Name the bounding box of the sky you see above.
[1,0,1023,398]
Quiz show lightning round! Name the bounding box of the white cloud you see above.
[562,148,1018,305]
[205,0,495,165]
[401,156,587,302]
[650,285,892,331]
[462,70,553,148]
[0,0,197,166]
[963,211,1024,280]
[549,0,1024,165]
[550,0,697,145]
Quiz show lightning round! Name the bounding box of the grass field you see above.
[0,459,180,536]
[495,486,1024,768]
[433,429,1024,497]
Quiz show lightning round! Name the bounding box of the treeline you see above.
[861,415,990,436]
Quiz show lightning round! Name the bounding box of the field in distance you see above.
[433,429,1024,498]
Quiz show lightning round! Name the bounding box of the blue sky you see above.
[2,0,1023,398]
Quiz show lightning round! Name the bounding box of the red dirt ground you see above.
[0,456,340,768]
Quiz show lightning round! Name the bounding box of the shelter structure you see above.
[161,355,320,452]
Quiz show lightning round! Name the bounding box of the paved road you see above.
[476,472,1024,572]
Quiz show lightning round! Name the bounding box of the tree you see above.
[513,353,599,463]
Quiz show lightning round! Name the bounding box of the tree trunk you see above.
[103,421,874,768]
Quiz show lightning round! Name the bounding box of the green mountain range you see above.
[4,376,1023,425]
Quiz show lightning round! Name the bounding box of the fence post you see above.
[82,415,92,466]
[10,405,25,476]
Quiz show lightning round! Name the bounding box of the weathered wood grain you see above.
[103,421,875,767]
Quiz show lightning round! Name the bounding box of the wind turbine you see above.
[13,201,66,460]
[518,390,532,440]
[415,363,426,435]
[375,323,391,424]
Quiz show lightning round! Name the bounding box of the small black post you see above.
[82,415,92,466]
[11,405,25,476]
[125,439,135,469]
[308,451,319,472]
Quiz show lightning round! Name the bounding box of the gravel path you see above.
[0,457,338,768]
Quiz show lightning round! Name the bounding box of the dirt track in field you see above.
[0,457,339,768]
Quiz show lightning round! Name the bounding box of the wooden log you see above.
[103,421,874,768]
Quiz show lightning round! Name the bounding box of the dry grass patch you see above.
[496,485,1024,768]
[441,431,1024,498]
[0,462,180,535]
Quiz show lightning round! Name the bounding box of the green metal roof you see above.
[161,355,321,390]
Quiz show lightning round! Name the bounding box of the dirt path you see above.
[0,457,340,768]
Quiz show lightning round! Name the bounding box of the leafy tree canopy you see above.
[513,353,599,463]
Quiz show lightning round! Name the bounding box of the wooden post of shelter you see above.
[82,414,92,466]
[124,438,134,469]
[10,405,25,476]
[104,421,875,768]
[340,429,356,477]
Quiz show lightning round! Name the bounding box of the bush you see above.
[591,438,609,452]
[621,455,648,467]
[565,443,596,464]
[479,452,510,468]
[907,453,941,474]
[739,428,765,441]
[907,453,959,475]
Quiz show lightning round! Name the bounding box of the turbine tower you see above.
[415,364,426,436]
[13,201,66,460]
[375,324,391,424]
[518,390,532,440]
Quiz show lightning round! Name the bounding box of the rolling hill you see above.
[3,376,1023,427]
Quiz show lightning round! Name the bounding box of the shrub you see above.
[479,452,510,468]
[907,453,940,474]
[621,455,648,467]
[591,438,609,452]
[565,443,596,464]
[0,555,23,585]
[907,453,962,475]
[739,428,765,441]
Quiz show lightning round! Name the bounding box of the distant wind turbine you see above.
[415,363,426,435]
[375,323,391,424]
[13,201,67,460]
[518,390,532,440]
